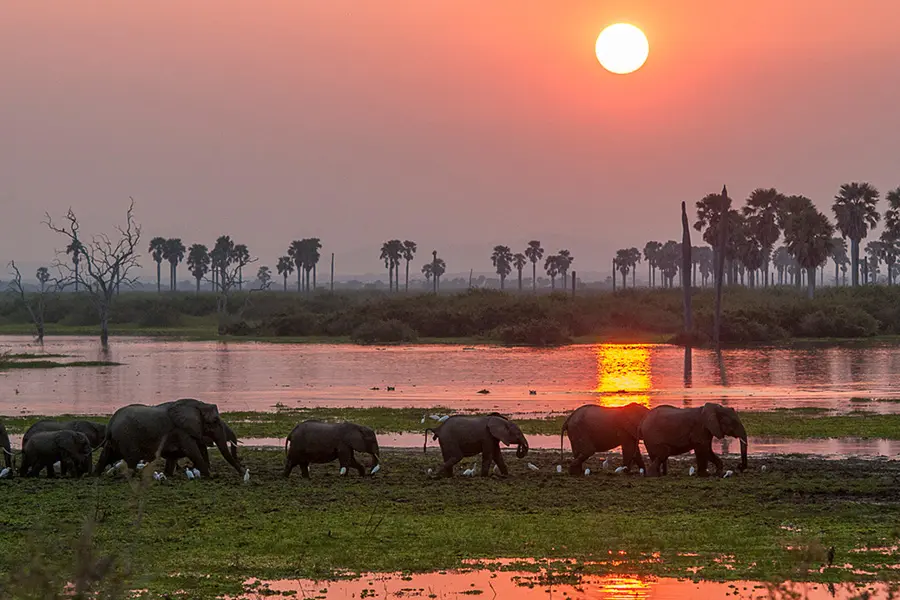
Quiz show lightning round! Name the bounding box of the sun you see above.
[595,23,649,75]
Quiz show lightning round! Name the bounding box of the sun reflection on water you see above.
[596,344,652,407]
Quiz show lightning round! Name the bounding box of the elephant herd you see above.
[0,399,748,481]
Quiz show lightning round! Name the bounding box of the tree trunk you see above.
[100,308,109,347]
[620,271,626,289]
[648,261,652,288]
[551,275,555,290]
[518,268,523,291]
[313,264,317,290]
[500,274,505,290]
[297,270,302,292]
[283,274,287,291]
[632,268,636,288]
[405,260,410,292]
[197,277,201,293]
[851,238,860,286]
[156,261,161,293]
[532,263,537,292]
[681,202,693,336]
[807,266,816,299]
[388,264,393,292]
[713,187,728,350]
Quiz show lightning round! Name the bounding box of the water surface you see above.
[3,336,900,415]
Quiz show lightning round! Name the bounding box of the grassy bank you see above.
[0,352,121,371]
[4,286,900,345]
[0,450,898,598]
[4,407,900,440]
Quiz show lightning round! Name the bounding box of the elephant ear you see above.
[166,401,205,439]
[702,403,724,439]
[487,417,518,445]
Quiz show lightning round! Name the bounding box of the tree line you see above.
[612,183,900,297]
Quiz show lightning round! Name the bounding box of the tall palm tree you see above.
[276,256,294,291]
[544,254,561,289]
[657,241,681,288]
[186,244,210,292]
[421,262,434,286]
[148,237,167,293]
[232,244,250,290]
[829,238,848,287]
[524,241,544,292]
[210,236,234,291]
[742,188,785,286]
[773,246,790,285]
[433,257,446,291]
[379,240,403,292]
[65,238,83,292]
[163,238,186,292]
[557,250,575,286]
[735,223,763,288]
[694,192,739,285]
[512,253,527,291]
[696,246,713,287]
[832,181,880,286]
[401,240,417,292]
[288,240,305,292]
[303,238,322,292]
[491,245,513,290]
[884,187,900,239]
[624,248,639,287]
[864,241,883,284]
[614,248,632,289]
[878,231,900,285]
[643,241,662,287]
[783,206,835,298]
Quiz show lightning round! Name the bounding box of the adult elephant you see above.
[1,421,12,469]
[425,413,528,477]
[283,420,380,478]
[94,398,243,477]
[640,403,748,477]
[560,402,648,475]
[161,421,240,476]
[23,420,106,449]
[19,430,93,478]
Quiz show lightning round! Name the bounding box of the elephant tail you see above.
[423,428,436,453]
[284,436,290,459]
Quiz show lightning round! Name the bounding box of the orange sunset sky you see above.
[2,1,899,278]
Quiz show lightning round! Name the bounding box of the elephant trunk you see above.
[516,438,529,459]
[370,442,381,468]
[212,430,243,475]
[736,422,748,472]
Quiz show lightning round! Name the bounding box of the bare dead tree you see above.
[7,261,60,343]
[44,199,142,347]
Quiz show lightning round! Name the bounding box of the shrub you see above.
[137,303,182,327]
[350,319,418,344]
[490,318,571,346]
[797,306,879,338]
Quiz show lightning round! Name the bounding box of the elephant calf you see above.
[284,420,380,479]
[19,430,93,478]
[160,422,240,476]
[23,419,106,449]
[561,403,648,475]
[425,413,529,477]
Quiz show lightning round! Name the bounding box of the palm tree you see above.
[524,241,544,292]
[614,249,632,289]
[421,262,434,286]
[696,246,713,287]
[186,244,210,292]
[512,253,527,291]
[829,238,848,286]
[276,256,294,291]
[302,238,322,292]
[773,246,790,285]
[832,182,880,286]
[864,241,882,284]
[694,192,739,285]
[288,240,305,292]
[163,238,186,292]
[433,257,446,290]
[379,240,403,292]
[232,244,250,290]
[735,223,763,287]
[783,206,835,298]
[491,245,513,290]
[624,248,639,287]
[256,266,272,288]
[643,241,662,287]
[210,236,234,291]
[657,241,681,288]
[148,237,167,293]
[742,188,785,286]
[884,187,900,238]
[557,250,575,286]
[35,267,50,292]
[401,240,417,292]
[544,254,560,289]
[878,231,899,285]
[65,238,83,292]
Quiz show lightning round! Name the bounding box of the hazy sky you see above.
[3,1,900,279]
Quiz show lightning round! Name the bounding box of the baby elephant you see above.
[23,419,106,449]
[19,430,93,478]
[425,413,529,477]
[283,420,380,479]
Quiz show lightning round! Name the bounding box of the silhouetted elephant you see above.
[640,403,748,477]
[160,420,240,476]
[560,403,648,475]
[283,420,380,478]
[425,413,528,477]
[23,419,106,449]
[0,421,12,470]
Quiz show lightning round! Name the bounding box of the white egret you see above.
[602,459,610,470]
[185,468,195,480]
[191,468,201,479]
[615,466,628,474]
[243,469,251,484]
[0,467,10,479]
[527,463,539,471]
[584,468,591,476]
[340,467,348,476]
[555,465,563,474]
[723,470,734,478]
[689,466,696,476]
[370,464,381,475]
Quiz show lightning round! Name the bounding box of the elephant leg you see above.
[283,458,295,478]
[299,462,311,479]
[93,445,114,476]
[695,450,710,477]
[647,455,666,477]
[347,451,366,477]
[180,438,211,477]
[45,461,56,478]
[438,444,463,477]
[479,441,496,477]
[623,441,646,472]
[164,458,177,477]
[59,460,69,477]
[492,444,509,476]
[568,451,591,475]
[708,450,724,476]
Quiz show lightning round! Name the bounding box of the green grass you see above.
[4,408,900,441]
[1,450,899,598]
[0,358,121,371]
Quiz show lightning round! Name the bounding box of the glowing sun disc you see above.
[595,23,649,74]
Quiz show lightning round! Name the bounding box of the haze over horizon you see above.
[3,1,900,280]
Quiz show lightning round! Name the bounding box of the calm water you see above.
[2,336,900,416]
[237,572,895,599]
